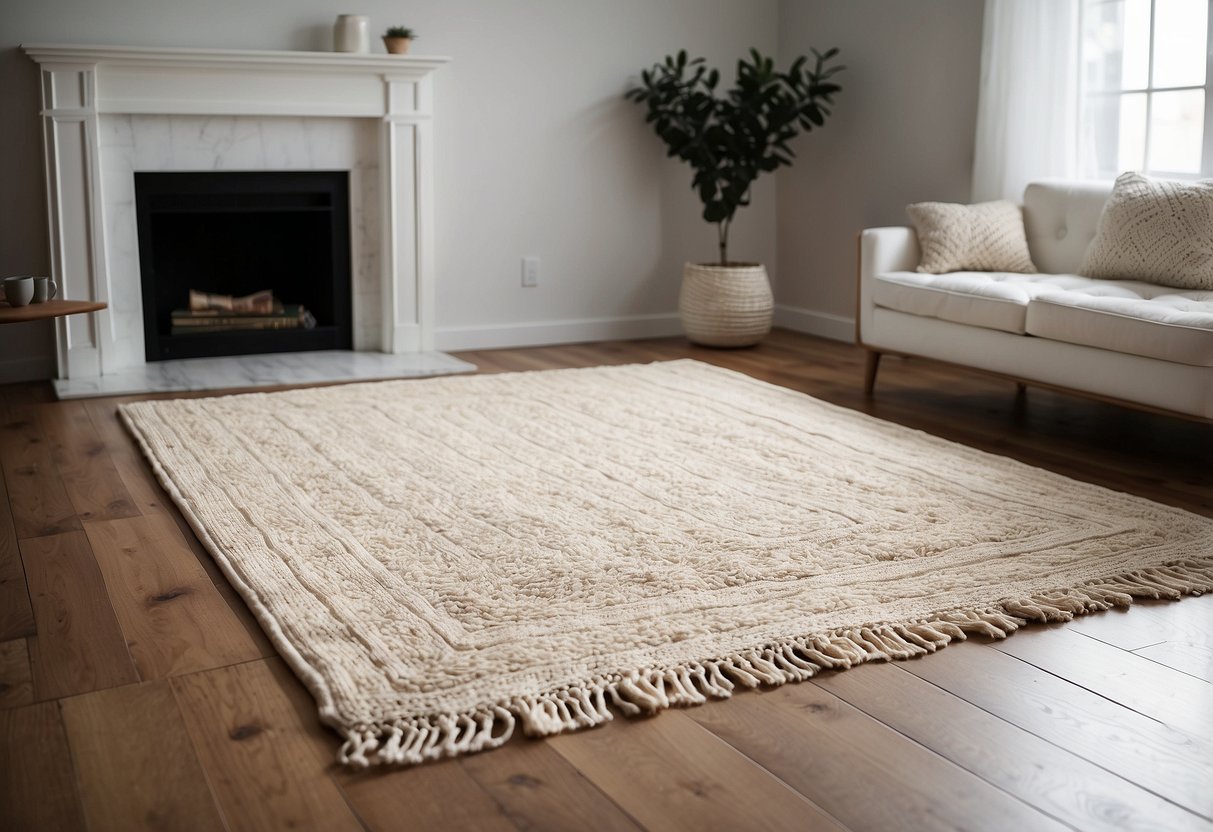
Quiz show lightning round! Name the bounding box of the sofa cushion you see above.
[1026,285,1213,367]
[1022,180,1110,275]
[907,200,1037,274]
[1079,172,1213,290]
[873,271,1095,334]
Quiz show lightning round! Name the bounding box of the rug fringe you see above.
[337,559,1213,768]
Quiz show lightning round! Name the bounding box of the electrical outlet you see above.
[521,256,540,287]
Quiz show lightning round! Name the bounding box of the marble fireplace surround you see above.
[22,44,449,381]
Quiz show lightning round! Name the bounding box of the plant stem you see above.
[717,219,730,265]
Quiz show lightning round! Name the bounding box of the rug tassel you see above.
[336,558,1212,768]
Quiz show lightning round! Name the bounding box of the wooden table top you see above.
[0,299,107,324]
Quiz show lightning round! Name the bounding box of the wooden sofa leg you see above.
[864,349,881,395]
[1015,382,1027,396]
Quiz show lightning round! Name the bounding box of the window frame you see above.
[1079,0,1213,179]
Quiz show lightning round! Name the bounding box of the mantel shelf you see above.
[21,43,451,76]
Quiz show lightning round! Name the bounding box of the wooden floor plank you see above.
[687,678,1070,832]
[171,659,363,832]
[902,642,1213,820]
[37,401,138,524]
[1066,594,1213,652]
[336,758,518,832]
[0,402,81,540]
[459,737,643,831]
[0,701,88,831]
[816,660,1212,831]
[84,399,173,517]
[0,639,33,710]
[60,680,226,832]
[994,627,1213,741]
[1134,640,1213,683]
[0,467,35,641]
[85,513,262,680]
[22,531,138,700]
[548,711,848,832]
[1140,593,1213,642]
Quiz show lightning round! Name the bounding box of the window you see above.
[1079,0,1212,178]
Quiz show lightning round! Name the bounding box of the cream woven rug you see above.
[121,360,1213,768]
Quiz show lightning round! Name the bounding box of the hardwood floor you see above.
[0,329,1210,832]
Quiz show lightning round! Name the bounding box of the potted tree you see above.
[382,26,416,54]
[627,49,843,346]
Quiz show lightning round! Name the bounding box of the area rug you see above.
[120,360,1213,768]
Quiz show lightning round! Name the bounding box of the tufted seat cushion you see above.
[873,271,1098,334]
[874,269,1213,367]
[1027,286,1213,367]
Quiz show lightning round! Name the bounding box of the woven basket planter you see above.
[678,262,773,347]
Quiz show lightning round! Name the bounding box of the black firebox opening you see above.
[136,171,353,361]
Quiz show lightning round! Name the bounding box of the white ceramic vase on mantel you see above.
[333,15,371,53]
[678,262,773,347]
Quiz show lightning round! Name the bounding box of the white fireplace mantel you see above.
[22,43,450,380]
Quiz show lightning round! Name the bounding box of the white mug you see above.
[32,276,58,303]
[3,276,34,307]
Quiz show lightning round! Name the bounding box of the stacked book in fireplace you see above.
[171,290,317,336]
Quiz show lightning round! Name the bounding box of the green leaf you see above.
[703,201,729,223]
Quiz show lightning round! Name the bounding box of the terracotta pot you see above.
[383,37,411,55]
[678,262,773,347]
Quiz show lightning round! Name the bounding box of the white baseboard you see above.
[773,305,856,343]
[434,312,684,352]
[435,307,856,352]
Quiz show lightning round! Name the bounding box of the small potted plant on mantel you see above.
[627,49,843,347]
[383,26,416,54]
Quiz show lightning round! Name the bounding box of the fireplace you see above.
[23,44,447,382]
[135,171,353,361]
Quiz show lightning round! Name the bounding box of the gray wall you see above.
[776,0,985,331]
[0,45,58,380]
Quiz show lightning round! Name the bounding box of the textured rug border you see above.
[118,360,1213,769]
[352,566,1213,766]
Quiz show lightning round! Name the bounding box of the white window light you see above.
[1078,0,1212,178]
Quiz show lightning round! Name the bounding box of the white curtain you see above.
[971,0,1083,202]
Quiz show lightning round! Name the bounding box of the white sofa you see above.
[858,181,1213,421]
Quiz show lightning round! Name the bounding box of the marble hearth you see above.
[52,350,475,399]
[23,44,459,396]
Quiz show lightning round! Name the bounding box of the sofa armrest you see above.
[858,227,920,346]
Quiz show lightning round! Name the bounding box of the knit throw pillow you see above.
[1080,172,1213,290]
[907,200,1036,274]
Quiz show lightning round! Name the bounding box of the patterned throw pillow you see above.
[907,200,1037,274]
[1080,172,1213,291]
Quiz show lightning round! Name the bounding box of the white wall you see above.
[0,0,779,379]
[775,0,985,339]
